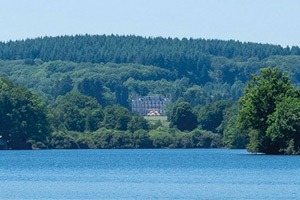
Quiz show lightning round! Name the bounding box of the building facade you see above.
[132,95,170,116]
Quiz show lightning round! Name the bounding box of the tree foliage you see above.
[50,91,104,132]
[238,67,300,154]
[127,115,149,133]
[198,100,232,134]
[102,105,132,131]
[0,78,49,149]
[2,35,300,150]
[170,102,198,131]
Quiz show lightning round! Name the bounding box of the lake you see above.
[0,149,300,200]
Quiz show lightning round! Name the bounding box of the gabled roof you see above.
[143,96,162,101]
[133,95,170,102]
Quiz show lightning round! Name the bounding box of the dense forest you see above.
[1,34,300,153]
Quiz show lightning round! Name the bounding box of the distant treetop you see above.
[1,34,299,64]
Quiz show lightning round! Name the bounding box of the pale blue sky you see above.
[0,0,300,46]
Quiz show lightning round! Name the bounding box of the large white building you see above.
[132,95,170,116]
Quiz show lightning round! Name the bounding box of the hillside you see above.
[1,35,300,86]
[2,35,300,150]
[1,55,300,107]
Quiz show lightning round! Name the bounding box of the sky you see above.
[0,0,300,47]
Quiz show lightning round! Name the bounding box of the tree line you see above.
[1,35,300,85]
[1,67,299,154]
[2,55,300,109]
[0,78,224,150]
[1,35,300,154]
[2,35,299,63]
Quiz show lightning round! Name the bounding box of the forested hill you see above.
[1,35,300,84]
[1,35,300,107]
[2,35,299,62]
[2,35,300,150]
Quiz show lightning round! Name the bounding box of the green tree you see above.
[86,109,104,132]
[265,96,300,154]
[115,84,129,108]
[92,128,114,149]
[198,100,232,134]
[237,67,296,154]
[76,133,97,149]
[49,131,79,149]
[191,129,223,148]
[92,128,132,149]
[183,85,208,107]
[223,115,248,149]
[50,91,104,132]
[170,102,197,131]
[110,130,133,149]
[220,104,248,148]
[51,75,73,99]
[77,77,105,106]
[102,105,132,131]
[149,128,175,148]
[176,132,194,148]
[0,78,50,149]
[127,115,149,133]
[132,129,153,148]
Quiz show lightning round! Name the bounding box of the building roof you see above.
[144,96,162,101]
[135,95,167,102]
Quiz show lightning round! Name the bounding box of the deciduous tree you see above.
[237,67,299,154]
[170,102,197,131]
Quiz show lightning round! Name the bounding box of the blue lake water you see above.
[0,149,300,200]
